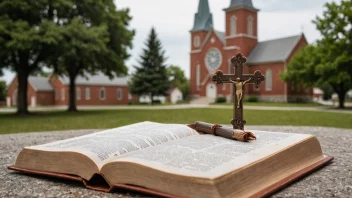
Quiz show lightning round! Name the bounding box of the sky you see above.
[0,0,341,85]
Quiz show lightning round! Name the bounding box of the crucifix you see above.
[212,53,265,130]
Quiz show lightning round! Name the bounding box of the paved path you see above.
[1,126,351,197]
[1,104,352,114]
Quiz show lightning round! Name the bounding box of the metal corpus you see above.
[212,53,265,130]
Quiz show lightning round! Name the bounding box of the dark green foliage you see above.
[246,96,258,103]
[281,0,352,108]
[215,97,227,103]
[0,0,63,114]
[0,0,134,113]
[167,65,189,100]
[319,83,334,100]
[0,81,6,101]
[129,28,170,104]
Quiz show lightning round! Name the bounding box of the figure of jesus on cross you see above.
[212,53,265,130]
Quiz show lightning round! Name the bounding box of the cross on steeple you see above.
[212,53,265,130]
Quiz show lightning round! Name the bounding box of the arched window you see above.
[230,16,237,36]
[194,36,200,47]
[85,88,91,100]
[247,16,254,36]
[196,64,200,90]
[76,87,81,100]
[61,88,65,101]
[117,88,123,100]
[266,69,272,91]
[100,87,106,100]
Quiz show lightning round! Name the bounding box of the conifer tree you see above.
[130,28,170,104]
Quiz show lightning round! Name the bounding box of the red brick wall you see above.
[248,63,285,95]
[74,85,129,105]
[7,76,38,106]
[36,91,55,105]
[49,74,67,105]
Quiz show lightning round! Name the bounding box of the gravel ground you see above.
[1,126,351,198]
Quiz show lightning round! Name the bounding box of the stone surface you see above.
[1,126,351,198]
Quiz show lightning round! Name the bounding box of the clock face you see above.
[205,48,222,70]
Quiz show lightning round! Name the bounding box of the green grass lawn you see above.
[0,108,351,134]
[212,102,323,107]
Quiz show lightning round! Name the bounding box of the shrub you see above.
[246,96,258,102]
[215,97,227,103]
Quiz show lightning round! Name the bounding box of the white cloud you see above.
[0,0,341,84]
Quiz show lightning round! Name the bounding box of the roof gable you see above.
[28,76,53,91]
[59,73,129,86]
[247,34,303,64]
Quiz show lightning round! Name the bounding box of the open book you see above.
[9,122,333,198]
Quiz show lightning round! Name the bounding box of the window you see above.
[117,88,123,100]
[100,87,106,100]
[61,88,65,101]
[230,16,237,35]
[194,36,200,47]
[196,64,200,90]
[85,88,91,100]
[76,87,81,100]
[247,16,254,36]
[265,69,272,91]
[54,89,58,101]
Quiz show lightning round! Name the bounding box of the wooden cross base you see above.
[212,53,265,130]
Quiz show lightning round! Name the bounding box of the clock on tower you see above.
[205,48,222,71]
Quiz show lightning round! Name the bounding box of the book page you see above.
[111,131,313,178]
[28,122,198,168]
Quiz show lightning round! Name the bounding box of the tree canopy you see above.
[51,1,134,111]
[281,0,352,108]
[0,0,62,114]
[0,0,134,113]
[167,65,189,100]
[129,28,170,104]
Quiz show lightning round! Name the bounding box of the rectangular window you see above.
[61,88,65,101]
[196,65,200,90]
[85,88,91,100]
[117,88,123,100]
[76,87,81,100]
[100,87,106,100]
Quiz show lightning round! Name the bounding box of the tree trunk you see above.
[67,75,77,112]
[150,93,153,105]
[17,70,29,115]
[337,91,345,109]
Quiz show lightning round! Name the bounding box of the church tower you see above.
[190,0,214,98]
[224,0,259,56]
[190,0,213,51]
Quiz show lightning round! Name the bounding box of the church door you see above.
[206,83,217,99]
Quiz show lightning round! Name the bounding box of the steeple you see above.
[191,0,213,32]
[225,0,258,11]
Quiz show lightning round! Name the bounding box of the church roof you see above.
[191,0,213,32]
[214,30,225,44]
[28,76,54,91]
[247,35,303,64]
[59,73,129,86]
[225,0,258,11]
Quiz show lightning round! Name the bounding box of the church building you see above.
[190,0,313,102]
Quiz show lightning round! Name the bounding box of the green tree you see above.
[0,80,6,101]
[167,65,189,100]
[0,0,62,115]
[281,0,352,108]
[130,28,170,105]
[51,1,134,112]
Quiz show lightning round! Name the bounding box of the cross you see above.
[212,53,265,130]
